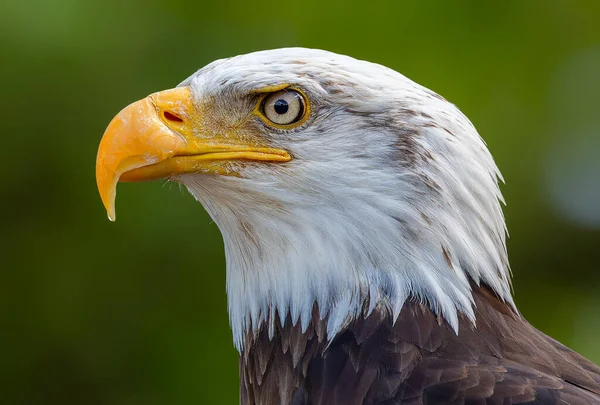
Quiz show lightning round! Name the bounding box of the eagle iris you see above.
[261,89,306,126]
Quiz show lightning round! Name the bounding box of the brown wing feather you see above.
[240,284,600,405]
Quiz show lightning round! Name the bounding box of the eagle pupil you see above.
[274,99,289,114]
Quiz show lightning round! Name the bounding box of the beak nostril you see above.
[163,111,184,123]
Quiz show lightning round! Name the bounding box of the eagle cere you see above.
[95,48,600,405]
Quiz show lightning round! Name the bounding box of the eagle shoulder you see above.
[240,284,600,405]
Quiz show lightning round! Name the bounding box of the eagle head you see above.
[96,48,513,350]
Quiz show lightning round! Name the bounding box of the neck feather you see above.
[183,158,514,351]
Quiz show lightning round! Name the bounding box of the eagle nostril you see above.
[163,111,184,123]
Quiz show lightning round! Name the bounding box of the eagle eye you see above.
[260,89,307,127]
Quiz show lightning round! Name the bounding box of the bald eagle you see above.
[96,48,600,404]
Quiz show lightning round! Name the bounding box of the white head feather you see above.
[178,48,513,351]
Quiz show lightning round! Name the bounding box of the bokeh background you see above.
[1,0,600,404]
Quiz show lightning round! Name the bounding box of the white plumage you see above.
[177,48,513,351]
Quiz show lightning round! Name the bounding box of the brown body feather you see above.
[240,284,600,405]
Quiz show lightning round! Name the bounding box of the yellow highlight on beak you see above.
[96,87,291,221]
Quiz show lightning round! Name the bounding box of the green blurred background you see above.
[1,0,600,404]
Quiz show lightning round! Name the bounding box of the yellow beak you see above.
[96,87,291,221]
